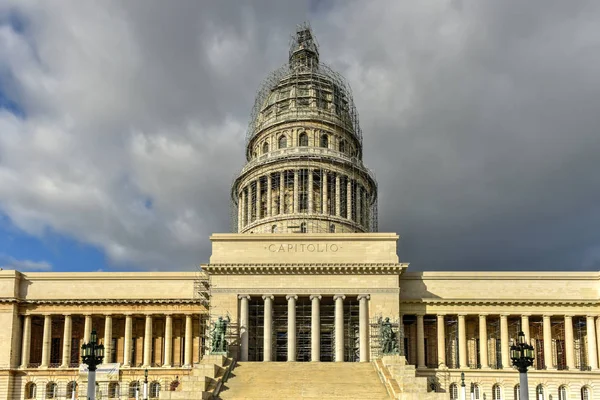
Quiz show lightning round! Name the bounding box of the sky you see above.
[0,0,599,272]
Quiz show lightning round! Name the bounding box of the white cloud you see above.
[1,256,52,271]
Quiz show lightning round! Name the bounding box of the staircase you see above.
[160,355,232,400]
[374,355,446,400]
[217,362,391,400]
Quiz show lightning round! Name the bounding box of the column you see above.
[564,315,575,369]
[500,314,509,369]
[521,315,530,343]
[308,169,314,213]
[596,317,600,369]
[416,314,426,368]
[263,295,274,362]
[164,314,173,367]
[335,174,341,216]
[238,190,243,230]
[310,295,321,362]
[543,315,554,369]
[266,174,272,217]
[322,172,328,214]
[287,295,297,362]
[293,170,299,213]
[334,295,345,362]
[247,185,252,223]
[279,172,285,214]
[346,178,352,219]
[184,314,193,367]
[256,178,262,219]
[84,314,92,343]
[356,185,362,224]
[479,314,488,369]
[103,315,113,364]
[358,294,370,362]
[60,315,72,368]
[586,315,598,369]
[458,314,467,368]
[21,315,31,368]
[40,314,52,368]
[437,314,446,367]
[143,314,153,367]
[239,295,250,362]
[398,314,405,356]
[123,314,132,367]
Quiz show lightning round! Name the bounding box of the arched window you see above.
[329,224,335,233]
[300,222,307,233]
[129,381,140,398]
[581,386,591,400]
[67,381,78,399]
[320,134,329,148]
[108,382,119,398]
[25,382,36,399]
[298,132,308,146]
[536,385,544,400]
[514,384,520,400]
[339,139,346,153]
[46,382,57,399]
[449,383,458,400]
[558,385,567,400]
[262,142,269,154]
[278,135,287,149]
[169,380,180,391]
[150,381,161,399]
[472,384,480,400]
[493,384,502,400]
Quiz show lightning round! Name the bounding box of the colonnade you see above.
[20,313,201,369]
[238,294,371,362]
[402,313,600,370]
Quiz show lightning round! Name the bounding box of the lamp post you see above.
[81,329,104,400]
[460,372,466,400]
[510,331,534,400]
[143,368,149,400]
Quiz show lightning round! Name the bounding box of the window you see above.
[493,384,502,400]
[108,382,119,398]
[25,382,36,399]
[150,381,161,399]
[262,142,269,154]
[300,222,307,233]
[449,383,458,400]
[472,384,480,400]
[581,386,590,400]
[329,224,335,233]
[67,381,77,399]
[536,385,544,400]
[299,132,308,146]
[45,382,57,399]
[129,381,140,399]
[320,134,328,148]
[514,384,520,400]
[339,139,346,153]
[278,135,287,149]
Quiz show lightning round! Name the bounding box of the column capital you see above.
[479,313,488,318]
[62,313,72,317]
[564,314,573,319]
[416,313,425,317]
[457,313,467,317]
[436,313,447,317]
[286,294,298,301]
[333,294,346,301]
[310,294,322,301]
[500,313,510,317]
[103,313,113,317]
[238,294,251,300]
[521,313,531,317]
[145,313,153,318]
[586,314,600,319]
[357,294,370,301]
[543,314,553,319]
[262,294,274,301]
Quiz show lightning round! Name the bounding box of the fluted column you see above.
[40,314,52,368]
[287,295,297,362]
[322,172,328,215]
[164,314,173,367]
[267,174,272,217]
[543,315,554,369]
[247,186,253,223]
[20,315,31,368]
[458,314,467,368]
[586,315,598,369]
[263,295,274,362]
[256,178,262,219]
[308,169,314,213]
[239,295,250,362]
[335,174,341,216]
[346,178,352,219]
[60,315,73,368]
[279,172,285,214]
[143,314,153,367]
[416,314,426,368]
[293,170,299,213]
[84,314,92,343]
[104,315,113,364]
[437,314,446,367]
[358,294,370,362]
[500,314,509,369]
[310,295,321,362]
[123,314,133,367]
[479,314,488,369]
[521,314,530,343]
[334,295,345,362]
[564,315,575,369]
[184,314,193,367]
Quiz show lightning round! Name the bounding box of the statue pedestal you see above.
[202,354,227,368]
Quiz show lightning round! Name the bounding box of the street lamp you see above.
[510,331,534,400]
[81,329,104,400]
[143,368,149,400]
[460,372,466,400]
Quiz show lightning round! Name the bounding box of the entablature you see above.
[205,263,406,275]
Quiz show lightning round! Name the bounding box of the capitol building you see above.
[0,25,598,400]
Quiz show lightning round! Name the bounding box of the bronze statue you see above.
[210,316,230,354]
[379,317,399,355]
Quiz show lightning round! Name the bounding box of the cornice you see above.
[400,298,600,307]
[14,298,204,306]
[204,263,405,275]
